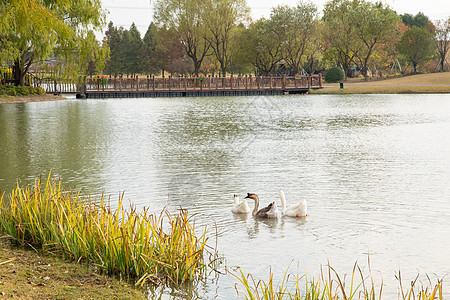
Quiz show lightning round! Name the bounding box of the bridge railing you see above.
[83,74,322,93]
[30,76,78,94]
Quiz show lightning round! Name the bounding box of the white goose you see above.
[231,194,251,214]
[244,193,278,218]
[279,189,307,217]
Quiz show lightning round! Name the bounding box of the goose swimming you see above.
[245,193,278,218]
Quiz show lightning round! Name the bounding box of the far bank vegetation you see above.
[0,0,449,87]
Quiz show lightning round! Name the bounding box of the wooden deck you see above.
[77,74,322,98]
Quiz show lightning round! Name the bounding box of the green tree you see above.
[154,0,211,75]
[228,23,252,75]
[141,23,161,75]
[350,1,400,80]
[305,20,325,74]
[401,12,429,29]
[435,17,450,71]
[397,26,435,73]
[1,0,105,86]
[204,0,250,77]
[323,0,363,79]
[104,23,126,76]
[234,18,283,75]
[123,23,143,75]
[271,1,318,75]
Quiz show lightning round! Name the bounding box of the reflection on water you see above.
[1,94,450,298]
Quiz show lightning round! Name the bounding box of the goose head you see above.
[244,193,259,201]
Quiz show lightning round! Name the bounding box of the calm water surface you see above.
[1,94,450,298]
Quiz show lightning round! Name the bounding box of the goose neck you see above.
[252,195,259,217]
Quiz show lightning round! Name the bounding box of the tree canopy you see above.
[0,0,107,85]
[397,26,435,73]
[2,0,444,83]
[154,0,211,75]
[350,1,400,79]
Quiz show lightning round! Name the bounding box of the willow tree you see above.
[270,1,318,75]
[204,0,250,77]
[154,0,211,75]
[0,0,106,86]
[350,1,400,80]
[67,31,110,77]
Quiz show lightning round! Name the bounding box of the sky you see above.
[100,0,450,37]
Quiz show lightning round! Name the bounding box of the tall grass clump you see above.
[0,173,213,285]
[233,260,445,300]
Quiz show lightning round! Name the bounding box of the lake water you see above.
[1,94,450,298]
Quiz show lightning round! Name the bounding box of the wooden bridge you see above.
[77,74,323,98]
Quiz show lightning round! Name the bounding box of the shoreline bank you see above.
[0,94,66,104]
[311,72,450,94]
[0,242,146,299]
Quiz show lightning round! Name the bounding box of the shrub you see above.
[325,67,345,83]
[4,85,17,96]
[31,86,45,95]
[0,85,46,96]
[16,86,30,95]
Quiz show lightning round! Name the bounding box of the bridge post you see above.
[230,74,233,90]
[136,76,139,91]
[282,74,286,90]
[319,73,323,88]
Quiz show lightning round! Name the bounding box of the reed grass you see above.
[0,173,213,286]
[233,259,444,300]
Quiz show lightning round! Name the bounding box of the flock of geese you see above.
[231,189,307,218]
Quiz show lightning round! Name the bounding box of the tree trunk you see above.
[13,60,26,86]
[221,65,226,77]
[193,60,200,76]
[308,58,314,75]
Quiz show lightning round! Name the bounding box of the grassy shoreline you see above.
[0,242,146,299]
[312,72,450,94]
[0,174,214,298]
